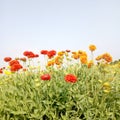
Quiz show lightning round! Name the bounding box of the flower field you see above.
[0,45,120,120]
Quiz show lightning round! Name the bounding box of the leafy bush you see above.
[0,63,120,120]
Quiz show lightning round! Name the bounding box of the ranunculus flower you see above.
[47,50,56,58]
[10,63,23,72]
[80,55,87,64]
[9,59,23,72]
[40,50,48,55]
[65,74,77,83]
[4,57,12,62]
[9,60,20,66]
[102,53,112,63]
[40,74,51,80]
[27,51,35,58]
[89,44,96,52]
[23,51,30,56]
[23,51,36,58]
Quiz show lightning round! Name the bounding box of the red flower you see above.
[40,50,48,55]
[9,60,20,66]
[40,74,51,80]
[4,57,12,62]
[23,51,36,58]
[0,69,3,74]
[23,51,30,56]
[9,60,23,72]
[10,63,23,72]
[65,74,77,83]
[47,50,56,58]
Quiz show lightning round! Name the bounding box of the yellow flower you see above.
[103,82,110,88]
[34,79,39,82]
[98,79,102,83]
[103,89,110,93]
[35,82,40,87]
[103,82,111,93]
[4,70,12,75]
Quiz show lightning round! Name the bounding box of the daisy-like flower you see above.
[40,74,51,80]
[65,74,77,83]
[89,44,96,52]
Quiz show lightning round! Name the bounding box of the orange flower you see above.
[58,51,65,56]
[78,50,83,55]
[47,60,54,66]
[54,56,63,65]
[96,53,112,63]
[87,60,94,68]
[102,53,112,63]
[72,54,79,59]
[89,44,96,52]
[80,55,87,64]
[71,52,80,59]
[72,51,77,54]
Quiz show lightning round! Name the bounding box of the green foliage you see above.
[0,64,120,120]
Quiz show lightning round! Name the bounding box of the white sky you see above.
[0,0,120,67]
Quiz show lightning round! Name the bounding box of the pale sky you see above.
[0,0,120,67]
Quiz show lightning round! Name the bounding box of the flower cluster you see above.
[96,53,112,63]
[23,51,39,58]
[40,73,77,83]
[1,44,114,75]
